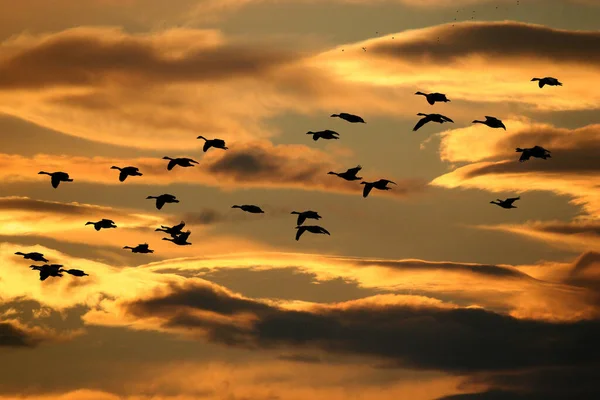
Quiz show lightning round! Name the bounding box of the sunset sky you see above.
[1,0,599,399]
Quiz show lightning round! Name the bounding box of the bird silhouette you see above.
[330,113,366,123]
[110,166,142,182]
[155,221,186,237]
[15,251,48,263]
[516,146,551,162]
[162,157,198,171]
[472,116,506,130]
[29,264,63,281]
[61,268,89,277]
[197,136,228,152]
[232,205,264,213]
[361,179,396,198]
[162,231,192,246]
[531,77,562,88]
[123,243,154,253]
[306,130,340,141]
[147,194,179,210]
[291,210,322,226]
[490,197,520,209]
[328,165,363,181]
[295,225,330,241]
[85,219,117,231]
[415,91,451,105]
[413,113,454,131]
[38,171,73,188]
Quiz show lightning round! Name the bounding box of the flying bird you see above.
[29,264,63,281]
[413,113,454,131]
[531,77,562,88]
[197,136,228,152]
[490,197,520,209]
[232,205,264,214]
[330,113,366,123]
[110,166,142,182]
[162,231,192,246]
[61,268,89,277]
[85,219,117,231]
[361,179,396,198]
[155,221,186,237]
[123,243,154,254]
[472,116,506,130]
[306,130,340,141]
[15,251,48,263]
[147,194,179,210]
[295,225,331,241]
[162,157,198,171]
[38,171,73,188]
[291,210,322,226]
[516,146,551,162]
[328,165,363,181]
[415,91,451,105]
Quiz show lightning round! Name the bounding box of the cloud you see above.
[0,319,81,348]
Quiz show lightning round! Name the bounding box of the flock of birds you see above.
[14,73,562,281]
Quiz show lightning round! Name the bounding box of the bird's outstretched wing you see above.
[295,227,305,241]
[538,80,545,88]
[203,141,212,152]
[505,197,520,205]
[320,227,331,235]
[119,171,128,182]
[519,151,531,162]
[39,271,49,281]
[167,160,177,171]
[363,184,373,198]
[413,117,429,131]
[51,175,60,188]
[427,97,435,105]
[347,165,362,175]
[383,180,397,185]
[172,221,185,232]
[156,198,166,210]
[297,214,306,226]
[441,115,454,123]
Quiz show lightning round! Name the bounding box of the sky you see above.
[0,0,599,399]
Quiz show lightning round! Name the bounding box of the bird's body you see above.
[85,219,117,231]
[330,113,366,123]
[295,225,330,241]
[328,165,362,181]
[15,251,48,263]
[531,77,562,88]
[155,221,186,237]
[291,210,322,226]
[232,205,264,214]
[472,116,506,130]
[30,264,63,281]
[197,136,228,152]
[413,113,454,131]
[415,91,450,105]
[163,231,192,246]
[490,197,520,209]
[61,269,89,277]
[123,243,154,253]
[361,179,396,198]
[306,130,339,141]
[147,194,179,210]
[110,166,142,182]
[516,146,551,162]
[38,171,73,188]
[163,157,198,171]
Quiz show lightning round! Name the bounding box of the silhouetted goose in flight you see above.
[155,221,186,237]
[85,219,117,231]
[413,113,454,131]
[15,251,48,263]
[328,165,363,181]
[331,113,366,123]
[306,130,339,141]
[38,171,73,188]
[30,264,63,281]
[162,157,199,171]
[415,92,450,105]
[490,197,520,209]
[163,231,192,246]
[110,166,142,182]
[516,146,551,162]
[291,210,322,226]
[60,268,89,277]
[147,194,179,210]
[232,204,264,213]
[472,116,506,130]
[123,243,154,253]
[531,77,562,88]
[295,225,330,241]
[197,136,228,152]
[361,179,396,198]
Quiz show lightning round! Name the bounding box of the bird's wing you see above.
[506,197,520,204]
[384,180,397,185]
[94,224,101,231]
[203,141,211,152]
[413,117,429,131]
[442,115,454,123]
[363,184,373,198]
[295,228,305,241]
[173,222,185,231]
[297,214,306,226]
[320,227,331,235]
[519,151,530,162]
[156,197,166,210]
[347,165,362,175]
[180,231,191,241]
[119,171,128,182]
[40,271,49,281]
[538,80,545,88]
[427,97,435,105]
[167,160,176,171]
[51,175,60,188]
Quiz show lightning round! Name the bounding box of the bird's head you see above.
[146,196,154,199]
[360,181,367,185]
[162,156,172,160]
[85,222,94,225]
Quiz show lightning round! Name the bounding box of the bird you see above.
[196,136,228,152]
[516,146,551,162]
[531,77,562,88]
[232,205,264,213]
[415,91,451,105]
[328,165,363,181]
[38,171,73,188]
[123,243,154,253]
[472,116,506,130]
[291,210,322,226]
[60,268,89,277]
[330,113,366,123]
[162,231,192,246]
[15,251,48,263]
[162,157,198,171]
[295,225,330,241]
[110,166,142,182]
[413,113,454,131]
[361,179,396,198]
[155,221,186,237]
[85,219,117,231]
[29,264,63,281]
[306,130,340,141]
[490,197,520,209]
[146,194,179,210]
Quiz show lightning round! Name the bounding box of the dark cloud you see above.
[0,321,41,347]
[0,196,99,216]
[527,221,600,236]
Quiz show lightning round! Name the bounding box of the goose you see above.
[85,219,117,231]
[415,91,450,105]
[328,165,363,181]
[123,243,154,254]
[60,268,89,277]
[15,251,48,263]
[361,179,396,198]
[490,197,520,209]
[306,130,339,141]
[30,264,63,281]
[110,166,142,182]
[295,225,330,241]
[413,113,454,131]
[162,157,198,171]
[163,231,192,246]
[516,146,551,162]
[232,205,264,214]
[146,194,179,210]
[330,113,366,123]
[531,77,562,88]
[38,171,73,189]
[155,221,186,237]
[197,136,228,152]
[291,210,322,226]
[472,116,506,130]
